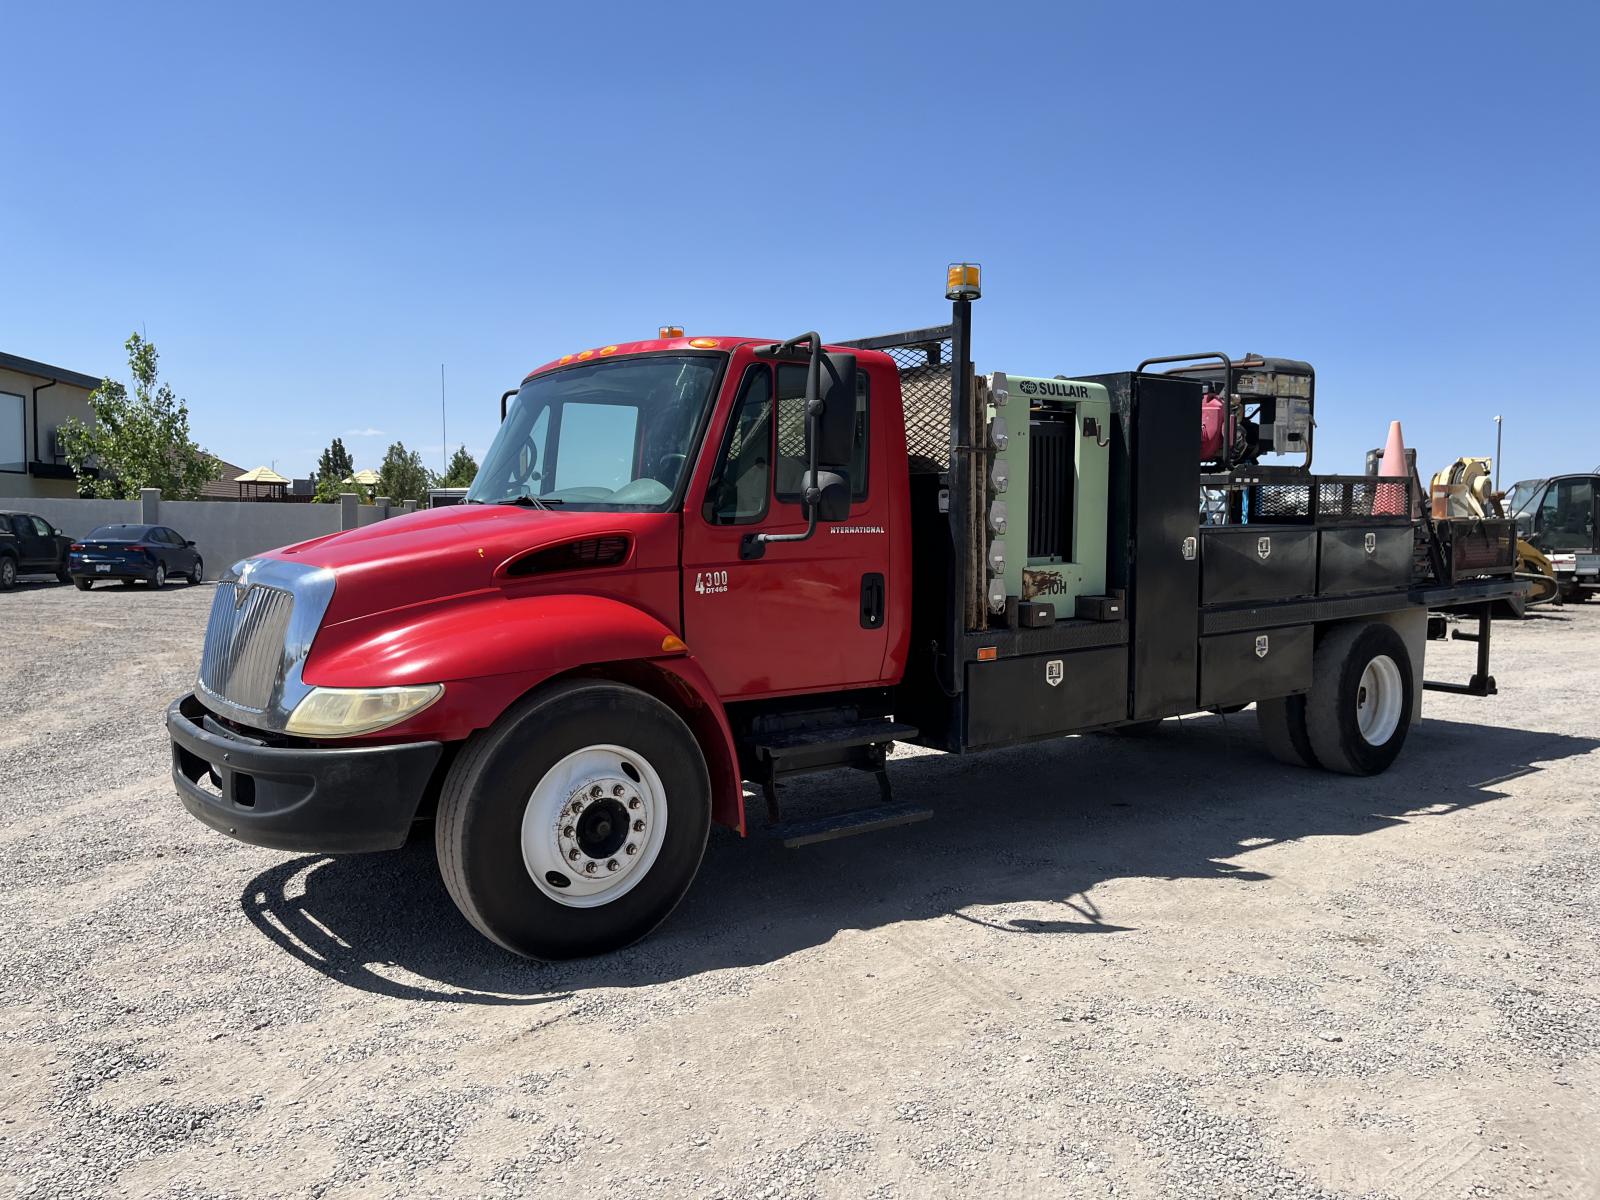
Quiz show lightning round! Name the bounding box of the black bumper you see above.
[167,693,444,853]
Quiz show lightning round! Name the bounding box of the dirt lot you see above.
[1,580,1597,1199]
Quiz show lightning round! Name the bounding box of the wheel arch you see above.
[529,658,746,837]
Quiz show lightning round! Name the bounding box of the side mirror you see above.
[185,540,196,548]
[809,352,857,468]
[803,469,850,522]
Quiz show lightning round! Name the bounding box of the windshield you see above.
[469,355,723,510]
[1505,479,1545,516]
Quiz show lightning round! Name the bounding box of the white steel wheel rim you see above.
[1356,654,1403,746]
[520,743,668,908]
[155,565,165,586]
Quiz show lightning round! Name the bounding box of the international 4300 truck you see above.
[168,266,1521,959]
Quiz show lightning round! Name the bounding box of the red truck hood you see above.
[268,503,667,627]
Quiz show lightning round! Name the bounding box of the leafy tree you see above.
[59,333,220,500]
[377,440,434,503]
[313,437,356,501]
[440,444,478,488]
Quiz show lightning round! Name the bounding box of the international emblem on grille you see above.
[1045,659,1063,687]
[1364,532,1377,554]
[1255,635,1269,659]
[1257,536,1272,560]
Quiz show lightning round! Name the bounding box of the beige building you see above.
[0,352,102,499]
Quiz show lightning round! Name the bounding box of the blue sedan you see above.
[68,524,204,590]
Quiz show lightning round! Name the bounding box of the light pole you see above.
[1493,415,1502,492]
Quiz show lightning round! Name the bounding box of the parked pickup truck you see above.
[0,510,73,589]
[167,264,1522,960]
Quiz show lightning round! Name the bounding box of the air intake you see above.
[506,536,631,577]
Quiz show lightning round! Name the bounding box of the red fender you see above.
[304,592,747,833]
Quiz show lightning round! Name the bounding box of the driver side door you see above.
[680,356,890,699]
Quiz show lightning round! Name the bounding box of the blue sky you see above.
[4,1,1596,487]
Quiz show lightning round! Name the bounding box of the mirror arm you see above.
[744,333,826,561]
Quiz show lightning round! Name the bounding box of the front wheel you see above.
[151,563,167,589]
[0,557,15,591]
[73,577,93,591]
[435,680,711,959]
[189,557,204,584]
[1305,623,1414,776]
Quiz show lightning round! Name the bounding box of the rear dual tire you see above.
[435,680,711,960]
[1256,622,1413,776]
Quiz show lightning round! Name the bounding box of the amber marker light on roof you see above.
[946,262,982,301]
[659,325,685,338]
[688,338,719,349]
[599,345,619,355]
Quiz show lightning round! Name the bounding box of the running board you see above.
[769,802,933,848]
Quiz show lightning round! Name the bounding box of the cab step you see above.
[748,719,919,827]
[768,801,933,848]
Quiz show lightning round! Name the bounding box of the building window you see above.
[0,392,24,473]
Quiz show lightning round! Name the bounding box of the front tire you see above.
[189,557,204,584]
[435,680,711,960]
[1305,623,1414,776]
[0,557,15,590]
[151,563,167,589]
[73,577,93,591]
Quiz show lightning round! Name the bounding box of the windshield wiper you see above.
[495,496,564,508]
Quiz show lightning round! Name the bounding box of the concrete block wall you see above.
[0,492,419,580]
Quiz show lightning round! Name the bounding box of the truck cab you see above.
[168,266,1521,961]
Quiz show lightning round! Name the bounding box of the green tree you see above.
[440,444,478,488]
[313,437,356,501]
[377,440,434,503]
[58,333,220,500]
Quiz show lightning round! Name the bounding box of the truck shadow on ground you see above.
[240,715,1599,1004]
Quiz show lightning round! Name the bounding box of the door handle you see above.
[860,573,885,630]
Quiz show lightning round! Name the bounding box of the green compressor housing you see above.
[986,374,1111,618]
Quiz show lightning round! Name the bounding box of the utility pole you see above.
[441,364,448,475]
[1493,415,1502,493]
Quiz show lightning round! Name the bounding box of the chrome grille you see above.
[198,583,294,711]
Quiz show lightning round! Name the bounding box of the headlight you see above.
[284,685,443,737]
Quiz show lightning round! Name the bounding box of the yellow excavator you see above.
[1430,457,1559,615]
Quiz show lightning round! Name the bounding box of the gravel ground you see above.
[1,579,1597,1199]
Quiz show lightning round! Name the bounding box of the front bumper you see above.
[167,692,443,852]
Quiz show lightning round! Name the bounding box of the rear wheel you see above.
[1305,623,1414,776]
[57,568,72,585]
[435,680,711,960]
[1256,693,1318,767]
[0,556,15,590]
[151,563,167,589]
[73,578,93,591]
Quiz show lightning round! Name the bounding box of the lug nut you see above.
[570,800,583,814]
[590,784,603,798]
[628,797,642,810]
[606,859,619,872]
[567,848,580,861]
[563,825,575,838]
[625,843,637,856]
[584,861,597,874]
[632,819,645,832]
[612,783,626,797]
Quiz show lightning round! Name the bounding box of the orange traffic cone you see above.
[1374,420,1408,516]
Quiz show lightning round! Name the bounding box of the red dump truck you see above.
[168,266,1520,958]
